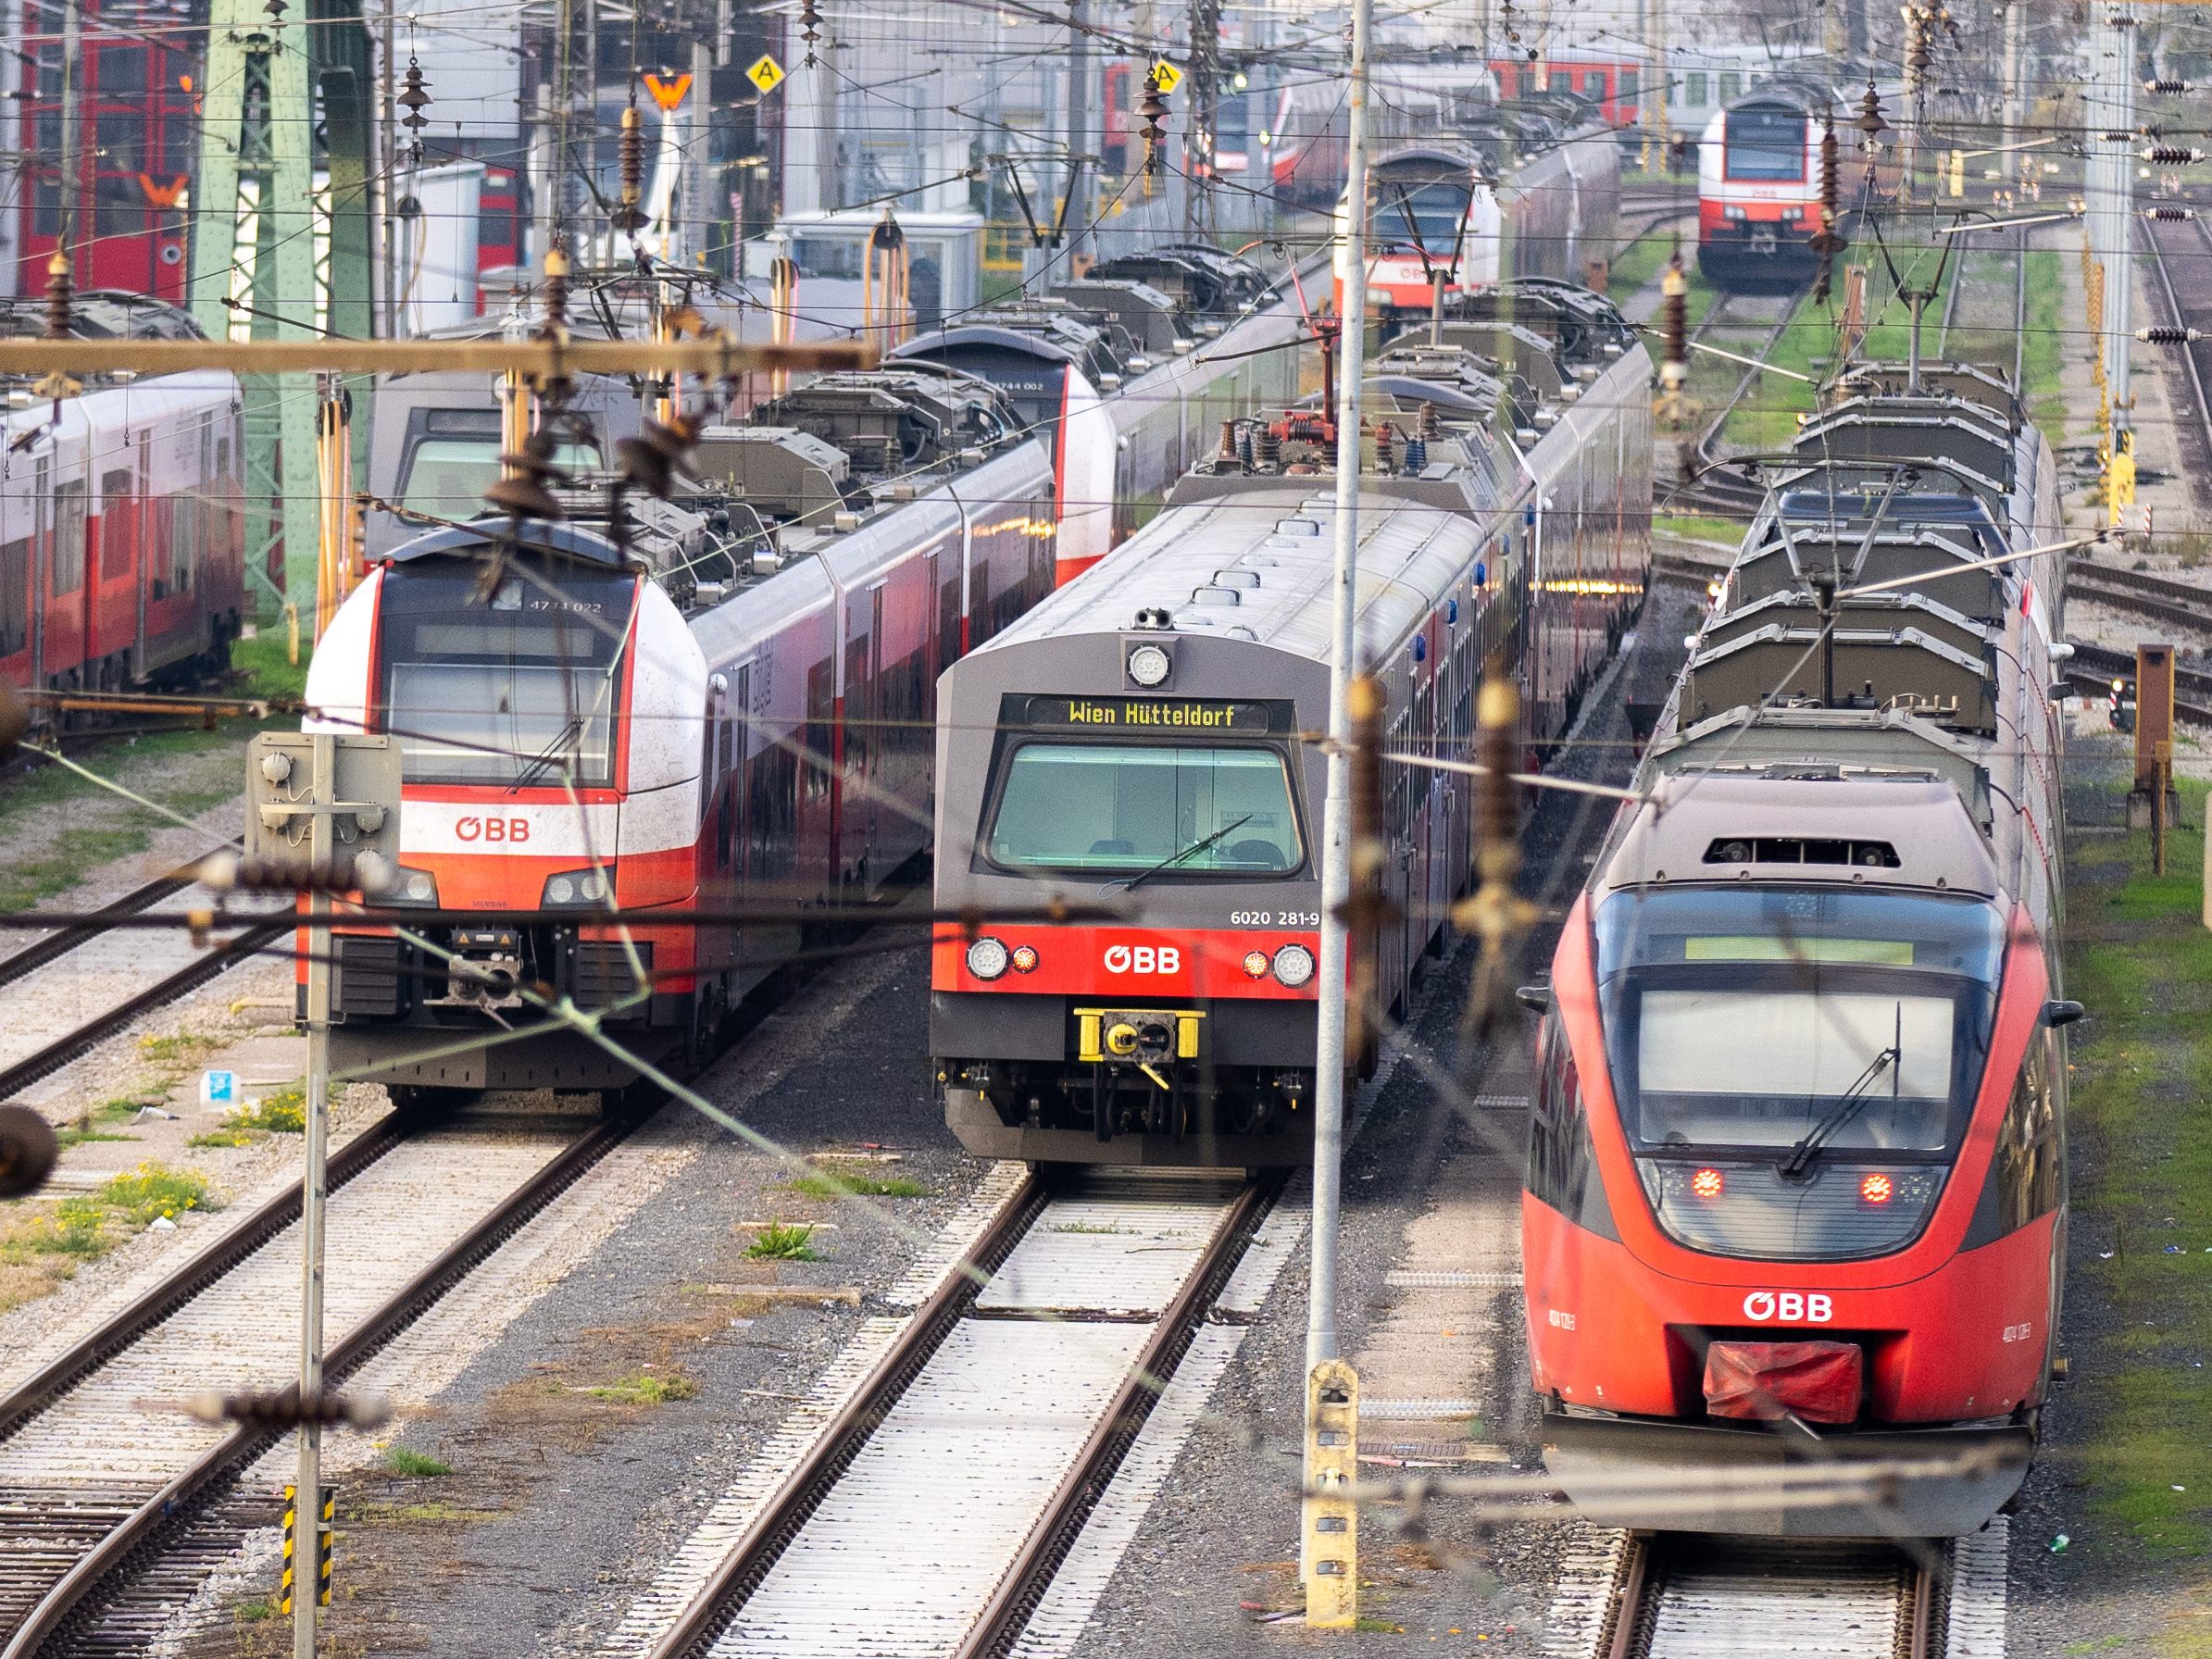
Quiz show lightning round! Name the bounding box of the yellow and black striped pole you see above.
[280,1483,335,1614]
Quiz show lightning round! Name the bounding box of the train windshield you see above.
[982,742,1301,876]
[1593,886,2004,1155]
[1377,181,1474,257]
[397,436,601,521]
[1592,886,2006,1260]
[1722,106,1806,181]
[376,561,635,788]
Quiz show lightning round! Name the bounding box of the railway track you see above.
[2068,558,2212,637]
[0,1104,646,1656]
[1568,1523,2009,1659]
[2139,209,2212,510]
[631,1168,1281,1659]
[0,876,194,996]
[1668,290,1796,517]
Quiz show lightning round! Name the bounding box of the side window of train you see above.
[53,479,86,595]
[1528,1007,1594,1219]
[101,468,132,578]
[0,533,29,656]
[804,657,834,800]
[845,633,872,776]
[1996,1028,2063,1232]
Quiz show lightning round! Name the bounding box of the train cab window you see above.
[1592,885,2006,1261]
[1379,182,1474,257]
[1722,105,1805,181]
[982,742,1301,877]
[374,560,635,788]
[398,432,600,521]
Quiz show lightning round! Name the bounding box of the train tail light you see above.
[1691,1166,1725,1200]
[1009,944,1039,974]
[1858,1171,1894,1206]
[1703,1340,1864,1425]
[1242,950,1271,979]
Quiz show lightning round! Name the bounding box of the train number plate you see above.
[1231,910,1321,928]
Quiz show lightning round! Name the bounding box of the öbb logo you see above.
[455,817,531,844]
[1741,1291,1834,1324]
[1103,944,1181,975]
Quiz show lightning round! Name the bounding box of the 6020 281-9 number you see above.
[1230,911,1322,928]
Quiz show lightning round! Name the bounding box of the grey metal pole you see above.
[1306,0,1371,1378]
[1999,0,2022,183]
[58,0,81,276]
[2110,13,2136,435]
[294,734,334,1659]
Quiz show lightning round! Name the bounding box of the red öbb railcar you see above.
[1525,364,2071,1537]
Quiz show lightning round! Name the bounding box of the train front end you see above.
[1696,96,1821,290]
[305,520,708,1104]
[931,624,1327,1166]
[1524,775,2063,1537]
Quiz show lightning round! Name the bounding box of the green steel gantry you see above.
[190,0,375,626]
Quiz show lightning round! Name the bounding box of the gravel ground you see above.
[171,938,1002,1659]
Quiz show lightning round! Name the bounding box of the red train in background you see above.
[0,293,246,710]
[1525,365,2070,1537]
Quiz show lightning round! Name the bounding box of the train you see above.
[1340,126,1619,323]
[307,364,1058,1104]
[927,281,1653,1165]
[1695,79,1898,291]
[1524,358,2071,1538]
[0,293,247,714]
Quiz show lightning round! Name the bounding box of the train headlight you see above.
[1271,942,1316,987]
[1009,944,1040,974]
[967,937,1011,980]
[387,867,440,906]
[541,867,614,906]
[1127,642,1172,687]
[1243,949,1271,979]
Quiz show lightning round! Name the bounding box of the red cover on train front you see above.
[1702,1340,1864,1426]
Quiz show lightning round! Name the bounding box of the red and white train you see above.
[0,295,247,710]
[927,284,1652,1165]
[306,369,1056,1104]
[1695,81,1898,291]
[1525,364,2072,1537]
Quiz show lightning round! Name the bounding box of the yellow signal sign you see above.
[1150,59,1181,93]
[746,55,786,94]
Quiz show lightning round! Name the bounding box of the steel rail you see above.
[1598,1535,1942,1659]
[2068,569,2212,636]
[641,1173,1051,1659]
[2139,214,2212,489]
[0,876,194,995]
[0,1112,411,1445]
[0,1104,646,1659]
[0,919,287,1104]
[956,1175,1281,1659]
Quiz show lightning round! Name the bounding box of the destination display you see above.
[1019,694,1274,733]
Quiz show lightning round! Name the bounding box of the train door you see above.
[133,445,151,680]
[28,450,47,683]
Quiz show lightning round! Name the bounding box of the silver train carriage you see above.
[928,283,1654,1166]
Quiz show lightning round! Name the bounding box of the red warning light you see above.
[1859,1172,1894,1205]
[1691,1167,1725,1200]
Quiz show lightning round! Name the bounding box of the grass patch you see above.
[381,1445,454,1478]
[744,1222,821,1261]
[2064,772,2212,1563]
[585,1371,699,1405]
[1655,512,1743,545]
[235,1087,306,1133]
[54,1127,140,1148]
[27,1200,110,1256]
[231,627,309,705]
[186,1126,259,1149]
[360,1499,503,1523]
[2018,248,2066,435]
[1354,1617,1406,1633]
[232,1598,278,1624]
[96,1162,214,1226]
[784,1174,926,1200]
[137,1032,216,1065]
[1605,225,1687,299]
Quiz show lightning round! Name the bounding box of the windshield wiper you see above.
[508,717,583,794]
[1106,815,1254,893]
[1779,1005,1905,1180]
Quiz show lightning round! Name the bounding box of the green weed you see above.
[785,1174,926,1200]
[186,1127,260,1149]
[28,1199,108,1256]
[137,1033,214,1064]
[586,1371,699,1405]
[235,1088,306,1133]
[744,1223,821,1261]
[232,1598,278,1624]
[96,1163,213,1226]
[53,1127,140,1148]
[381,1445,455,1478]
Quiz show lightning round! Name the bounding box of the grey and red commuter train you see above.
[928,282,1652,1165]
[0,293,246,716]
[1524,361,2074,1537]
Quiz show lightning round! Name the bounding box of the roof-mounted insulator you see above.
[1136,70,1169,177]
[399,57,431,165]
[2142,146,2204,165]
[613,104,646,233]
[1856,82,1888,142]
[799,0,821,65]
[1659,256,1688,393]
[2145,205,2198,220]
[2146,78,2192,94]
[616,414,703,501]
[43,248,73,342]
[2138,325,2204,344]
